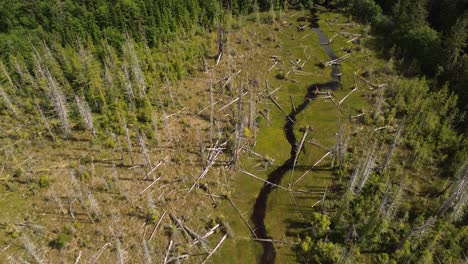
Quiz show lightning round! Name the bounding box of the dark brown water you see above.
[251,8,341,264]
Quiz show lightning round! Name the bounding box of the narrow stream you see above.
[251,8,341,264]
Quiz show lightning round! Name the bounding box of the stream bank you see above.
[251,8,341,264]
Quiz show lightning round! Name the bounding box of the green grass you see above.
[213,9,390,263]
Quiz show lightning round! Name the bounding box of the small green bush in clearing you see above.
[49,233,70,250]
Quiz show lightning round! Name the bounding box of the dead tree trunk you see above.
[44,67,71,137]
[437,163,467,219]
[122,118,135,165]
[381,127,402,174]
[233,81,244,166]
[75,95,97,137]
[216,26,224,65]
[210,71,214,145]
[137,130,152,175]
[0,84,17,116]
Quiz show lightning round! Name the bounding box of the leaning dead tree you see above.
[137,130,152,172]
[350,142,377,194]
[381,127,402,173]
[20,235,45,264]
[75,95,97,137]
[44,66,71,137]
[437,162,468,220]
[31,41,72,137]
[122,118,135,165]
[188,140,226,193]
[397,217,436,250]
[0,84,17,116]
[379,182,403,220]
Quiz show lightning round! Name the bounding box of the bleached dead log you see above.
[240,169,289,192]
[75,251,82,264]
[268,61,279,72]
[217,92,248,112]
[149,211,167,241]
[300,33,312,40]
[265,87,281,98]
[329,33,339,43]
[20,235,44,264]
[216,51,223,66]
[114,238,125,264]
[290,96,297,112]
[311,189,327,209]
[338,87,358,105]
[293,151,332,186]
[328,95,348,118]
[87,242,112,264]
[307,139,329,151]
[324,54,351,67]
[169,214,192,242]
[166,255,189,263]
[221,70,241,89]
[187,141,225,193]
[347,37,359,43]
[268,94,294,123]
[162,240,173,264]
[75,95,97,136]
[226,196,257,238]
[242,147,273,163]
[144,157,167,180]
[313,151,332,167]
[356,75,379,89]
[201,234,227,264]
[290,130,309,185]
[138,176,162,196]
[143,240,152,264]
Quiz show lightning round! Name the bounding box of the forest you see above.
[0,0,466,263]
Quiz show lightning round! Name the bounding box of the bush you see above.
[38,176,49,188]
[49,233,70,250]
[350,0,382,24]
[275,71,286,80]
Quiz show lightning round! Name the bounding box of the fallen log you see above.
[201,234,227,264]
[226,196,257,238]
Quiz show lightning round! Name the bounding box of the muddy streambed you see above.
[251,8,341,264]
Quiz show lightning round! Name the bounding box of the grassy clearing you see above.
[212,8,390,263]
